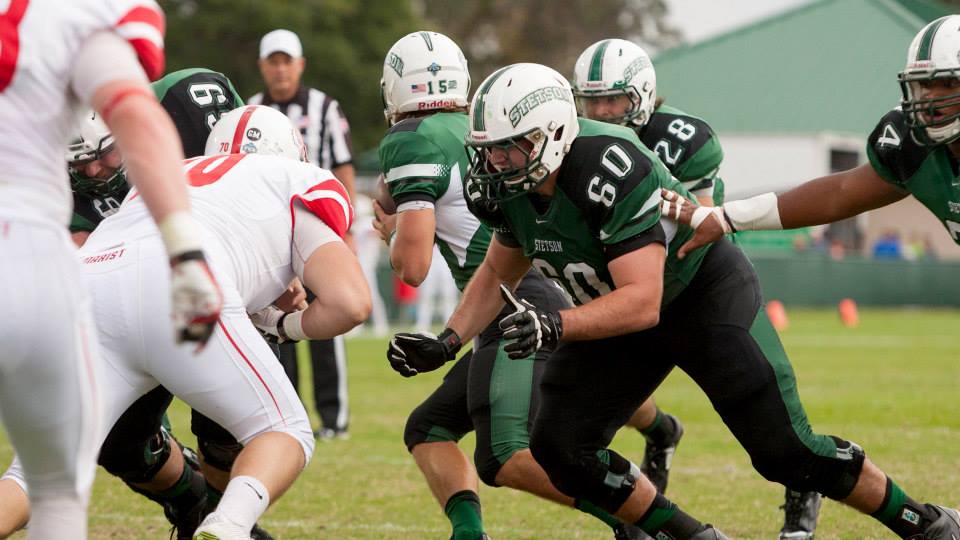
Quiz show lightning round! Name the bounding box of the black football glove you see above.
[498,283,563,359]
[387,328,463,377]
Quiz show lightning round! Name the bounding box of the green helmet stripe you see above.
[588,40,611,81]
[917,16,948,61]
[472,66,511,131]
[419,32,434,51]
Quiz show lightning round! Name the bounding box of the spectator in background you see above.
[872,229,904,260]
[249,29,355,440]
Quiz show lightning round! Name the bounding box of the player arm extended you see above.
[446,235,531,342]
[665,163,909,258]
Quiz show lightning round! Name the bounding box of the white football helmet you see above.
[899,15,960,145]
[464,63,580,202]
[204,105,307,161]
[572,39,656,128]
[381,31,470,125]
[66,111,126,195]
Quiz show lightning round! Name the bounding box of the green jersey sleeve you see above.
[378,118,453,204]
[866,108,932,189]
[556,125,668,258]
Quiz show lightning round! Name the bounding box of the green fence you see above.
[749,255,960,307]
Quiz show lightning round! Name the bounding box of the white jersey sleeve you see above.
[0,0,165,228]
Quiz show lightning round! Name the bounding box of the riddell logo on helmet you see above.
[418,99,457,110]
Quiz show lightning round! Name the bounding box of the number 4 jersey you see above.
[84,154,353,311]
[474,118,710,306]
[867,107,960,245]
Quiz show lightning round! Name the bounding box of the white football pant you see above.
[0,221,102,540]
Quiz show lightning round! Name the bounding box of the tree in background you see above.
[160,0,425,151]
[415,0,681,83]
[158,0,679,156]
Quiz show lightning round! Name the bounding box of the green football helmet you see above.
[66,112,127,196]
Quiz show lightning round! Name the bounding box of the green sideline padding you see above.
[750,255,960,307]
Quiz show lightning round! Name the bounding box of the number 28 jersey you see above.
[0,0,166,228]
[867,108,960,245]
[84,154,353,311]
[471,118,710,307]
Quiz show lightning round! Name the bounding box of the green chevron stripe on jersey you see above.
[917,17,948,61]
[385,163,450,183]
[419,31,434,51]
[588,40,612,81]
[472,66,510,131]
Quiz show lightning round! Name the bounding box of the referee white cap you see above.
[259,29,303,59]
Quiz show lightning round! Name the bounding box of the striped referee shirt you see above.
[248,86,354,169]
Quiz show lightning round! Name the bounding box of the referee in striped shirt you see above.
[249,29,355,440]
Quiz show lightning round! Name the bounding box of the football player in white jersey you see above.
[0,1,221,538]
[1,105,369,540]
[99,104,365,540]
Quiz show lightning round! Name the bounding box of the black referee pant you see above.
[277,338,349,434]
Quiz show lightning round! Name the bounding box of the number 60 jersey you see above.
[83,153,353,312]
[0,0,166,227]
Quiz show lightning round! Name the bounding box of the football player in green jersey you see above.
[667,15,960,264]
[398,62,958,539]
[573,39,823,539]
[377,32,648,540]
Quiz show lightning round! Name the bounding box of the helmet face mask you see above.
[466,128,553,202]
[572,39,656,129]
[899,15,960,146]
[465,63,580,204]
[899,71,960,145]
[574,87,644,126]
[67,113,127,196]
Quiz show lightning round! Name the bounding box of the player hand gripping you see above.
[386,328,462,377]
[660,189,733,259]
[170,250,223,347]
[498,284,563,360]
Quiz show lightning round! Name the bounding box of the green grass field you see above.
[2,308,958,539]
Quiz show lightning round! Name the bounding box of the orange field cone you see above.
[766,300,789,331]
[838,298,859,327]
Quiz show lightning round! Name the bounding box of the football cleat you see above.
[691,525,730,540]
[613,522,653,539]
[250,523,274,540]
[778,489,822,539]
[314,427,350,441]
[193,512,252,540]
[912,504,960,539]
[640,414,684,493]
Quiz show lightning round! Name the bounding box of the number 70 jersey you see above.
[0,0,166,228]
[85,154,353,312]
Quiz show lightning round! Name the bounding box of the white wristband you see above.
[158,210,203,258]
[722,192,783,231]
[282,310,308,341]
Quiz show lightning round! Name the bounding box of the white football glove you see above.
[170,251,222,347]
[250,305,288,344]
